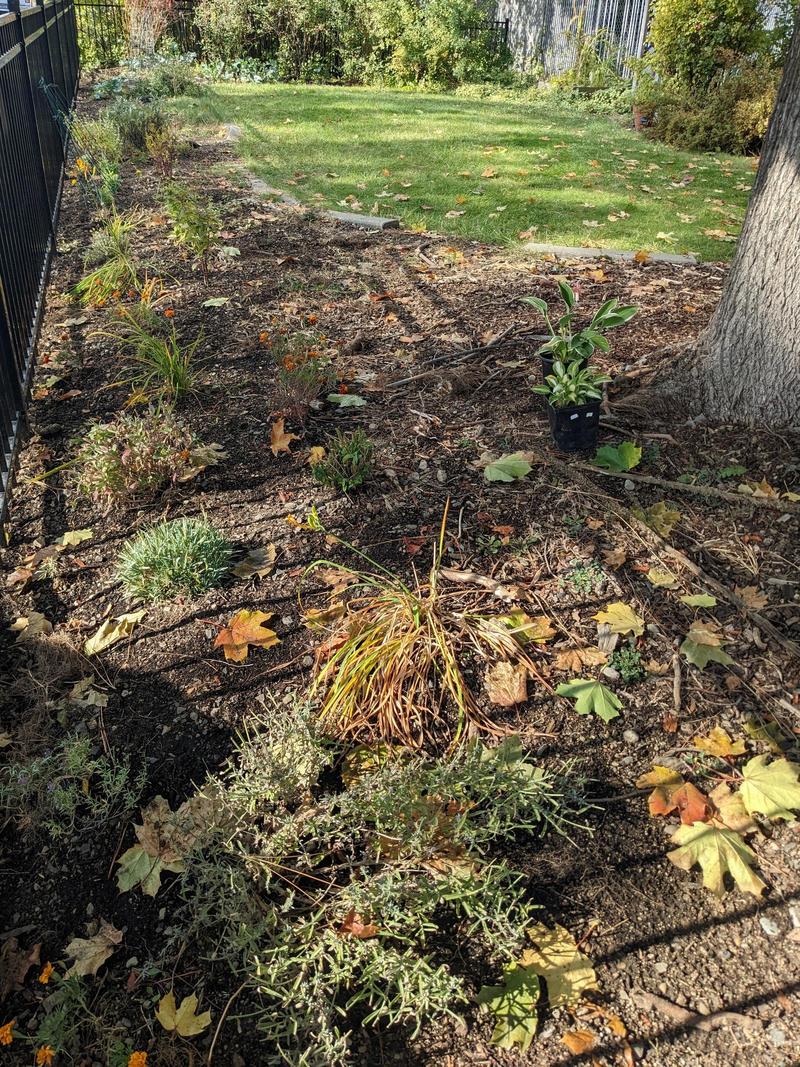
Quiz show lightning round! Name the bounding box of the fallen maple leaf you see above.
[10,612,53,642]
[84,611,145,655]
[667,822,766,897]
[553,646,607,672]
[477,961,540,1052]
[214,609,280,662]
[592,601,644,637]
[485,661,528,706]
[501,610,555,645]
[708,783,757,834]
[156,990,211,1037]
[64,920,122,978]
[521,923,598,1008]
[231,545,276,579]
[338,909,379,938]
[270,417,299,457]
[556,678,621,722]
[0,938,41,1001]
[692,726,746,758]
[734,585,768,611]
[602,546,627,569]
[739,755,800,822]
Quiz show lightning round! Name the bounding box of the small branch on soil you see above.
[672,651,682,713]
[573,462,800,515]
[385,326,519,389]
[440,567,521,601]
[632,989,763,1033]
[207,979,250,1064]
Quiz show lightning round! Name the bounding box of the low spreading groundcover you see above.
[176,81,754,261]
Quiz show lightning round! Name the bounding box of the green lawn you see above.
[178,83,755,261]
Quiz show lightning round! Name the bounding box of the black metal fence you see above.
[0,0,79,525]
[75,0,198,68]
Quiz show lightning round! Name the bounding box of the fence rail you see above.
[0,0,79,526]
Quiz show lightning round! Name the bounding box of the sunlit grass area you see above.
[178,82,755,261]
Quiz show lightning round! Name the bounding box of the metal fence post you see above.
[8,0,58,238]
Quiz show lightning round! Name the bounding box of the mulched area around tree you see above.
[1,98,799,1067]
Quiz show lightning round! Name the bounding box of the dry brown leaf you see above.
[554,647,607,672]
[338,909,379,939]
[270,417,299,457]
[214,610,280,662]
[65,920,122,978]
[601,547,627,569]
[561,1029,596,1054]
[734,585,768,611]
[0,938,41,1001]
[485,661,528,706]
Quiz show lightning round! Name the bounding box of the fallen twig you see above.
[632,989,763,1033]
[573,462,800,515]
[440,567,521,601]
[385,326,519,389]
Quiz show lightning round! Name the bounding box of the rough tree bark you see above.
[681,22,800,426]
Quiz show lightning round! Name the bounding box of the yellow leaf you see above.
[156,991,211,1037]
[10,612,54,642]
[502,610,556,644]
[521,923,598,1008]
[84,611,145,655]
[646,568,678,588]
[303,603,346,629]
[270,417,299,457]
[307,446,326,466]
[64,920,122,978]
[592,601,644,637]
[667,822,766,897]
[692,726,746,758]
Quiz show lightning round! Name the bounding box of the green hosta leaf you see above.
[667,822,766,897]
[484,452,535,483]
[680,593,717,608]
[739,755,800,822]
[520,295,549,316]
[556,678,622,722]
[327,393,367,407]
[592,441,642,472]
[477,961,540,1051]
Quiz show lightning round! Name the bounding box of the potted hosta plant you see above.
[533,360,611,451]
[522,281,637,380]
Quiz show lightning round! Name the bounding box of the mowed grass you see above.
[178,82,756,261]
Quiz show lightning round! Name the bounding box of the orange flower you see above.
[306,314,318,324]
[164,308,175,318]
[259,331,269,343]
[35,1046,55,1066]
[338,384,349,394]
[283,356,297,371]
[0,1020,15,1045]
[128,1053,148,1067]
[111,290,121,300]
[38,962,54,985]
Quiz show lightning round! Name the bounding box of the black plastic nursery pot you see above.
[540,354,587,380]
[547,400,602,452]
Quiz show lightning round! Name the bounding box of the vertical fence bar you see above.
[0,0,79,526]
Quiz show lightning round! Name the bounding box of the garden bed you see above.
[1,91,799,1067]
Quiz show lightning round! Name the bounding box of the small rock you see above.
[125,957,138,968]
[631,1043,647,1060]
[623,729,640,744]
[759,916,780,937]
[696,1000,711,1015]
[302,655,313,668]
[624,478,636,491]
[436,469,447,484]
[768,1026,786,1047]
[85,902,94,917]
[602,666,620,682]
[654,961,669,975]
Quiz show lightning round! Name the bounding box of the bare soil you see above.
[1,94,799,1067]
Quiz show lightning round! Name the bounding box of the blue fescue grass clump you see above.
[117,517,231,601]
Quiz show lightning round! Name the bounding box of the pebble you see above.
[85,902,94,917]
[436,468,447,483]
[759,916,780,937]
[623,729,640,744]
[768,1026,786,1047]
[125,957,138,968]
[624,479,636,491]
[281,615,293,627]
[602,666,620,682]
[654,961,669,975]
[302,655,313,668]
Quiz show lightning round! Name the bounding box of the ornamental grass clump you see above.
[304,504,543,747]
[117,517,231,601]
[311,428,374,492]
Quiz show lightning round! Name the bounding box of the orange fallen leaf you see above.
[338,909,378,938]
[214,610,280,662]
[270,418,299,457]
[561,1029,596,1054]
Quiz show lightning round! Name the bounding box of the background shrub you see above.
[104,99,170,154]
[647,0,765,88]
[117,517,231,601]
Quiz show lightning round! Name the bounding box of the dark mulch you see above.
[1,92,799,1067]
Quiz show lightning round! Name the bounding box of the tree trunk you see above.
[694,22,800,426]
